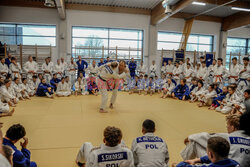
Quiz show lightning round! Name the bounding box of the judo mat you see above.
[0,92,226,167]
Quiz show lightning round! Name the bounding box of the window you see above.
[0,23,56,46]
[226,37,250,68]
[72,26,143,62]
[157,31,214,52]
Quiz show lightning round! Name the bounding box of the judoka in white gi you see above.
[0,101,14,117]
[138,61,147,76]
[0,58,9,80]
[9,57,22,80]
[131,119,169,167]
[76,126,134,167]
[166,59,174,77]
[42,58,53,83]
[173,61,183,84]
[184,63,193,86]
[97,61,128,113]
[0,79,18,107]
[190,80,205,102]
[54,59,64,79]
[68,57,77,88]
[74,77,88,96]
[228,57,240,85]
[161,78,175,98]
[161,61,168,76]
[213,58,227,88]
[238,57,250,92]
[149,60,157,77]
[56,77,71,97]
[198,84,217,107]
[24,56,38,82]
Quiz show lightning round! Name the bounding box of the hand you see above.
[184,137,189,145]
[182,96,185,101]
[172,163,177,167]
[20,137,28,149]
[184,159,197,165]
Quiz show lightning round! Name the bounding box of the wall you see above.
[228,27,250,38]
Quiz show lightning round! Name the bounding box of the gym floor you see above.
[0,92,226,167]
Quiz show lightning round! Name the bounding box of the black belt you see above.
[98,76,106,82]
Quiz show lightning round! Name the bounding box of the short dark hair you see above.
[243,57,249,61]
[4,79,10,84]
[207,137,230,158]
[182,79,186,84]
[143,119,155,133]
[22,78,27,82]
[240,111,250,136]
[232,57,237,61]
[198,80,204,87]
[32,76,37,79]
[218,58,223,62]
[6,124,26,141]
[14,77,18,81]
[209,84,215,89]
[244,89,250,95]
[144,74,148,77]
[104,126,122,147]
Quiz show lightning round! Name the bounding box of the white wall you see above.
[0,6,60,62]
[228,27,250,38]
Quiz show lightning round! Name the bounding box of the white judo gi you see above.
[228,64,240,84]
[42,62,53,83]
[0,62,9,80]
[0,100,9,113]
[213,65,227,88]
[173,66,182,84]
[131,133,169,167]
[149,64,157,77]
[216,93,239,114]
[24,61,38,82]
[238,64,250,91]
[67,61,77,87]
[56,82,71,97]
[9,62,22,80]
[53,63,64,79]
[0,85,16,103]
[138,64,147,75]
[162,82,175,96]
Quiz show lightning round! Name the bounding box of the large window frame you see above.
[71,26,144,61]
[226,37,250,68]
[0,23,56,46]
[157,31,214,52]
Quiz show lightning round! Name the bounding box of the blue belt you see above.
[238,78,248,85]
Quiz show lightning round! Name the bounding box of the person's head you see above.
[100,58,104,63]
[222,86,228,93]
[217,58,223,65]
[232,57,237,65]
[207,137,230,163]
[45,58,49,64]
[168,59,172,64]
[155,75,158,80]
[7,52,12,58]
[243,57,249,66]
[103,126,122,147]
[135,75,139,81]
[201,61,206,67]
[208,84,215,91]
[78,56,81,60]
[53,74,57,79]
[186,58,190,63]
[187,63,191,69]
[140,61,143,65]
[200,56,204,62]
[71,57,74,62]
[228,86,236,95]
[213,83,218,89]
[61,57,64,62]
[144,74,148,79]
[38,73,43,79]
[57,59,60,64]
[191,78,197,85]
[139,75,143,79]
[22,78,27,84]
[149,77,153,82]
[197,80,204,88]
[212,59,217,65]
[118,60,126,71]
[152,60,155,65]
[92,60,96,66]
[1,57,5,64]
[28,55,33,62]
[131,58,134,62]
[14,77,19,84]
[2,145,13,166]
[32,76,37,82]
[4,79,11,88]
[226,114,240,133]
[240,111,250,136]
[244,89,250,99]
[167,78,172,84]
[65,76,69,82]
[196,63,200,69]
[5,124,26,143]
[180,79,186,86]
[179,60,183,65]
[77,76,81,82]
[175,61,179,67]
[48,57,51,62]
[163,61,167,66]
[61,77,65,83]
[107,57,110,61]
[110,62,118,69]
[11,57,16,63]
[142,119,155,134]
[41,78,46,84]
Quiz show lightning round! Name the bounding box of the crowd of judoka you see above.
[0,53,250,167]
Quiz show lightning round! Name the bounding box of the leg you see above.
[30,162,37,167]
[100,88,108,112]
[110,89,118,108]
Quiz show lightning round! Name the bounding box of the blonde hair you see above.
[226,114,240,130]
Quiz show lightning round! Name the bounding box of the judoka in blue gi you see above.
[98,58,105,67]
[3,124,37,167]
[173,137,239,167]
[104,56,112,64]
[214,83,222,95]
[210,86,228,110]
[128,58,137,79]
[37,78,54,98]
[172,79,190,100]
[50,73,61,92]
[76,56,88,77]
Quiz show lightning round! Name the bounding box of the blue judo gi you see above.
[50,78,60,91]
[36,83,53,96]
[3,138,37,167]
[173,84,190,100]
[176,156,239,167]
[129,61,137,79]
[212,92,228,107]
[76,60,88,77]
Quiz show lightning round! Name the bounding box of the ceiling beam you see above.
[172,12,223,23]
[151,0,195,25]
[65,3,151,15]
[222,12,250,31]
[196,0,250,9]
[55,0,66,20]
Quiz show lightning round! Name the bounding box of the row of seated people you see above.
[1,111,249,167]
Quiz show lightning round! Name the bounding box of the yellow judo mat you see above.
[0,92,227,167]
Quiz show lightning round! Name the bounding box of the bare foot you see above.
[99,109,108,113]
[109,103,113,109]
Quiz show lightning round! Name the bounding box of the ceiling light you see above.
[232,7,250,12]
[192,2,206,6]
